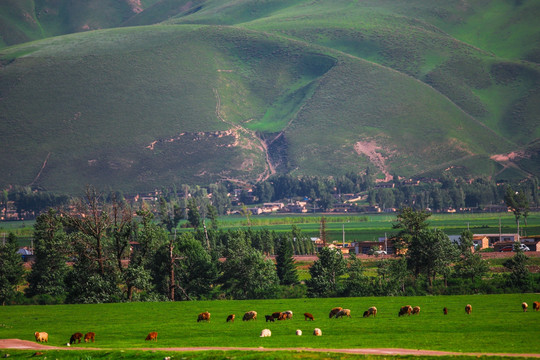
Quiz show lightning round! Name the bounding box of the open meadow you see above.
[1,294,539,356]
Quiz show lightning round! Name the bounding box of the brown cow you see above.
[398,305,412,317]
[265,315,275,322]
[84,332,95,343]
[465,304,472,314]
[145,331,158,341]
[364,307,377,317]
[335,309,351,318]
[243,311,257,321]
[226,314,235,322]
[522,302,528,312]
[443,307,448,315]
[304,312,314,321]
[197,311,211,322]
[271,312,282,320]
[69,332,83,344]
[34,332,48,343]
[412,306,420,315]
[534,301,540,311]
[329,307,342,318]
[280,312,293,320]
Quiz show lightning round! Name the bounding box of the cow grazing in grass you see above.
[265,315,275,322]
[443,307,448,315]
[34,332,48,343]
[364,307,377,317]
[329,307,342,318]
[304,312,314,321]
[522,302,528,312]
[197,311,211,322]
[84,332,95,343]
[271,312,282,320]
[465,304,472,314]
[69,332,83,344]
[313,328,322,336]
[398,305,412,317]
[226,314,235,322]
[145,332,158,341]
[243,311,257,321]
[260,329,271,337]
[335,309,351,318]
[283,311,293,319]
[412,306,421,315]
[534,301,540,311]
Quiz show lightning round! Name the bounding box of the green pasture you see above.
[3,212,540,244]
[1,294,539,355]
[179,212,540,242]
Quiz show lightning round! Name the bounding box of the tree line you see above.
[2,174,538,221]
[1,191,538,305]
[0,187,312,305]
[306,208,539,297]
[253,174,539,212]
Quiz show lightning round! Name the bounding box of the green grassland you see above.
[3,212,540,244]
[0,294,539,354]
[0,0,539,192]
[189,212,540,242]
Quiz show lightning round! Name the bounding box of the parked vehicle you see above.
[499,244,529,252]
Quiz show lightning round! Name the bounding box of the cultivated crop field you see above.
[1,294,539,355]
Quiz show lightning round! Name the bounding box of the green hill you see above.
[0,0,539,193]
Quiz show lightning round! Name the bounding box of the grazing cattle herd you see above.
[34,301,538,345]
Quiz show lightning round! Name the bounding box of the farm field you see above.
[2,212,540,245]
[1,294,539,355]
[180,212,540,242]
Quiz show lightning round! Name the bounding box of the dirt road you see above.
[1,339,539,358]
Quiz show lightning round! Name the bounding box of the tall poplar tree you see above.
[275,237,298,285]
[26,209,69,299]
[0,233,24,305]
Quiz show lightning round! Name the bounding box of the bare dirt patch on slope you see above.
[354,140,393,182]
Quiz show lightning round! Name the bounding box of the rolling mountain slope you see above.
[0,0,539,193]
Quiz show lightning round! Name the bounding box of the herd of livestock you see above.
[34,301,540,344]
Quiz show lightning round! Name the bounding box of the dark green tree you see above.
[504,186,530,227]
[220,233,279,299]
[25,209,69,299]
[454,230,489,284]
[406,228,458,289]
[206,204,219,230]
[174,233,219,300]
[275,237,298,285]
[503,245,532,291]
[127,209,168,301]
[343,253,371,296]
[0,233,25,305]
[187,198,201,229]
[392,207,431,251]
[306,247,346,297]
[158,196,183,233]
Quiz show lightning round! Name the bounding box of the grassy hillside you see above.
[0,0,164,47]
[0,0,539,192]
